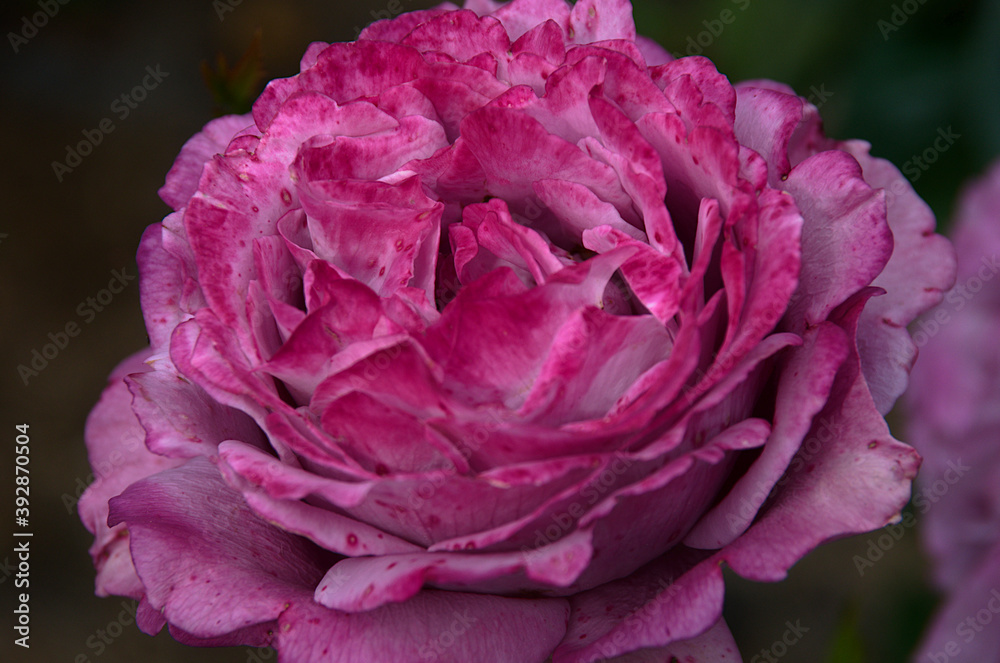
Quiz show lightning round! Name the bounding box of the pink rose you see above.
[908,159,1000,663]
[79,0,955,660]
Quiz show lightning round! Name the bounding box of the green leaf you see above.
[200,28,266,116]
[825,605,867,663]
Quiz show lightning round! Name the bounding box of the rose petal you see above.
[107,457,333,639]
[159,113,253,211]
[78,350,183,598]
[276,588,568,663]
[314,530,592,611]
[597,618,741,662]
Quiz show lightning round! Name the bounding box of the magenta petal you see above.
[182,157,286,357]
[587,93,680,259]
[222,439,612,549]
[733,86,803,185]
[722,292,920,583]
[493,0,570,42]
[401,10,511,61]
[600,619,741,662]
[169,314,284,425]
[459,105,633,218]
[218,440,373,505]
[684,323,849,548]
[219,456,422,557]
[320,391,467,473]
[568,0,636,44]
[553,548,723,662]
[158,113,253,210]
[842,140,957,413]
[168,621,274,648]
[568,419,769,591]
[421,252,632,408]
[512,18,567,63]
[276,588,568,663]
[262,272,391,395]
[108,457,332,639]
[296,176,443,300]
[519,307,673,425]
[652,56,735,126]
[252,41,426,129]
[294,114,447,181]
[77,350,183,598]
[583,226,683,323]
[359,8,452,42]
[126,362,265,459]
[634,35,673,67]
[535,178,647,243]
[314,530,592,611]
[781,150,893,330]
[455,197,568,285]
[309,339,453,421]
[711,187,802,374]
[137,222,187,351]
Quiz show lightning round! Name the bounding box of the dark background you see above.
[1,0,997,661]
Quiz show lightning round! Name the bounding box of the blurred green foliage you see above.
[825,605,868,663]
[201,28,266,116]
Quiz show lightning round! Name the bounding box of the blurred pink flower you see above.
[908,159,1000,663]
[78,0,955,660]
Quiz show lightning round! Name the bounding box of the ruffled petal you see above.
[78,350,184,598]
[599,618,741,662]
[276,588,568,663]
[108,457,333,639]
[159,113,254,210]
